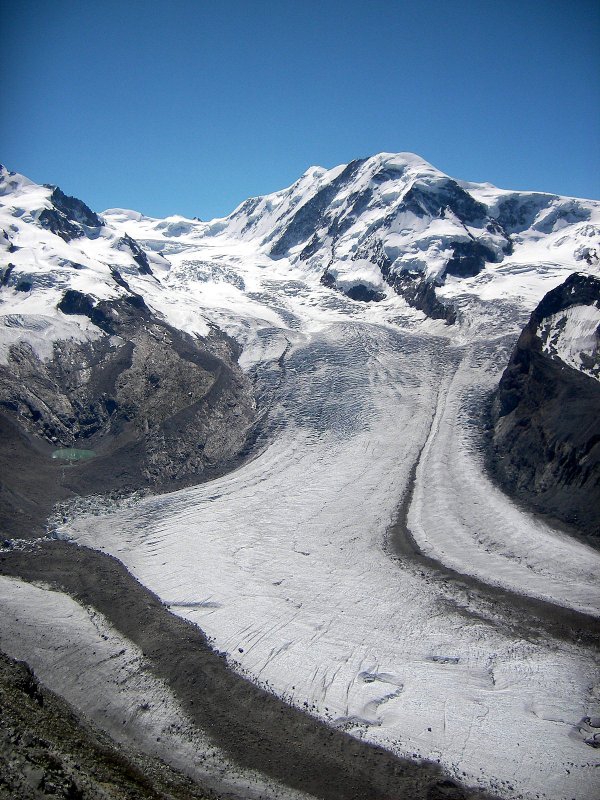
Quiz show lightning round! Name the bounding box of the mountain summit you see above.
[197,152,599,319]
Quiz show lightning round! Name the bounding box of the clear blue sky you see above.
[2,0,599,219]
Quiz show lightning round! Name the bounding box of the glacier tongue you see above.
[66,319,600,800]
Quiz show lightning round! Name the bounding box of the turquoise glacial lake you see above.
[51,448,96,462]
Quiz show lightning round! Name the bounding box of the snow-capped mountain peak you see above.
[2,153,599,350]
[185,152,599,320]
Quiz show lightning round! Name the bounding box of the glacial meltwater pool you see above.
[51,448,96,462]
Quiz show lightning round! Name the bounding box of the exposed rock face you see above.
[320,269,386,302]
[491,273,600,539]
[0,293,255,539]
[381,269,456,323]
[444,239,500,279]
[38,186,102,242]
[46,186,102,228]
[117,233,154,275]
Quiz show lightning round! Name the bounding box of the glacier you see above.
[0,153,599,799]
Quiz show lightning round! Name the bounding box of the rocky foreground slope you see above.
[0,650,215,800]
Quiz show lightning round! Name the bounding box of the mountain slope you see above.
[0,165,255,539]
[490,272,600,538]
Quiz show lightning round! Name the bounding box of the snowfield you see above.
[2,154,600,799]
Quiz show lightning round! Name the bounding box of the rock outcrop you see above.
[0,650,213,799]
[38,185,102,242]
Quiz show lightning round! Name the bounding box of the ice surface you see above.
[66,320,600,800]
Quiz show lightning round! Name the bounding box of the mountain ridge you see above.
[101,152,600,321]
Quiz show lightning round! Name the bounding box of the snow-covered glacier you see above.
[1,154,599,800]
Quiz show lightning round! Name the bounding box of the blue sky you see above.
[2,0,599,219]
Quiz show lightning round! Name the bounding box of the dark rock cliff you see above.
[490,273,600,540]
[38,186,102,242]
